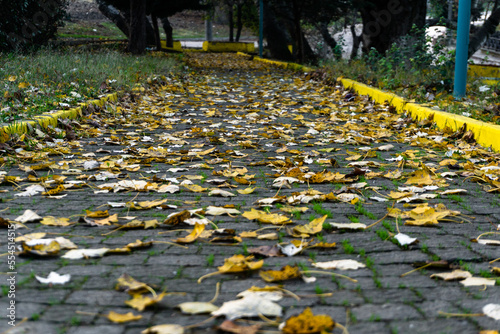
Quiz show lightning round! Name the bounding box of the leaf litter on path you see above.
[1,52,500,333]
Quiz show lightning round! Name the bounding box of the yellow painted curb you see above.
[339,77,500,152]
[0,93,118,143]
[203,41,255,53]
[160,41,182,51]
[239,53,314,72]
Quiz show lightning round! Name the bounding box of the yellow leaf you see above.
[237,187,256,194]
[18,82,29,89]
[125,292,167,312]
[128,199,168,210]
[42,185,66,196]
[388,191,413,200]
[85,210,109,218]
[405,169,433,186]
[40,216,71,226]
[279,206,308,213]
[183,184,207,192]
[21,240,60,257]
[175,223,205,244]
[107,311,142,323]
[126,239,153,249]
[242,208,291,225]
[405,204,457,226]
[94,214,119,226]
[8,75,17,82]
[115,273,153,294]
[260,265,302,282]
[282,307,335,334]
[218,255,264,273]
[292,215,326,236]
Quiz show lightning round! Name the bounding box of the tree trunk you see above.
[228,3,234,42]
[161,17,173,48]
[128,0,146,54]
[350,22,362,60]
[317,21,341,60]
[235,3,243,42]
[292,0,303,63]
[262,1,293,61]
[359,0,426,54]
[468,7,500,58]
[96,0,129,38]
[151,14,161,50]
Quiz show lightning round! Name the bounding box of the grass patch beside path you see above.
[324,57,500,125]
[0,48,182,124]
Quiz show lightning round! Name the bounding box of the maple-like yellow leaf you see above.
[242,208,291,225]
[405,204,456,226]
[107,311,142,323]
[405,169,434,186]
[292,215,327,236]
[282,307,335,334]
[128,199,168,210]
[125,292,167,311]
[94,213,119,226]
[218,255,264,273]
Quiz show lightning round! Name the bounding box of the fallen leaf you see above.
[242,208,291,225]
[328,222,366,230]
[205,206,241,216]
[459,277,496,287]
[248,245,284,257]
[15,210,42,223]
[430,269,472,281]
[175,223,206,244]
[218,255,264,273]
[141,324,184,334]
[35,272,71,284]
[260,265,302,282]
[125,292,167,311]
[212,295,282,320]
[21,240,60,257]
[483,304,500,321]
[394,233,419,246]
[209,189,237,197]
[177,302,219,314]
[282,307,335,334]
[62,248,109,259]
[40,216,71,226]
[107,311,143,323]
[219,320,260,334]
[312,259,366,270]
[116,273,154,294]
[292,215,326,236]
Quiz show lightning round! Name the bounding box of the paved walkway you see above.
[1,53,499,334]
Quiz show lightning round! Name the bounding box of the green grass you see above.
[0,48,181,124]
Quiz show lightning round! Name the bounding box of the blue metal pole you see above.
[259,0,263,57]
[453,0,472,98]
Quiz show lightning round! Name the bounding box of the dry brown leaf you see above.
[219,320,260,334]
